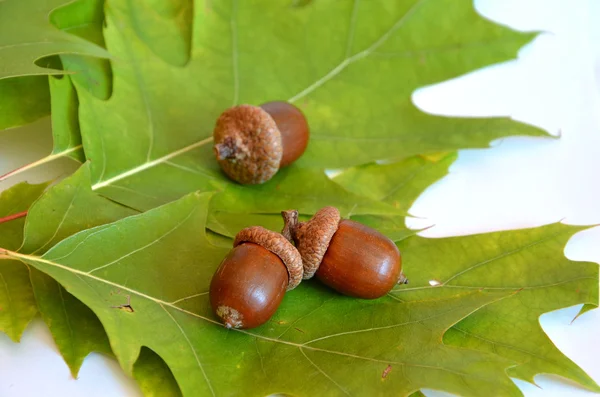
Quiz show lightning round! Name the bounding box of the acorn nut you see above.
[209,226,303,329]
[282,207,407,299]
[213,101,309,184]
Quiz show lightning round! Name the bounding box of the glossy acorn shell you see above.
[209,242,289,329]
[315,219,402,299]
[261,101,309,167]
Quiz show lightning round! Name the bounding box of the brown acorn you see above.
[281,207,406,299]
[213,102,309,184]
[209,226,303,329]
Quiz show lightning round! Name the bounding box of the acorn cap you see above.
[213,105,283,184]
[288,207,341,279]
[234,226,303,290]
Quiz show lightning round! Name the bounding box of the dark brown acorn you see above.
[281,207,406,299]
[213,101,309,184]
[260,101,309,167]
[209,226,302,329]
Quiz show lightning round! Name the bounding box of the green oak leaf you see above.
[394,224,600,392]
[76,0,544,213]
[89,143,401,218]
[133,347,182,397]
[21,164,137,255]
[330,151,600,390]
[211,166,402,216]
[0,77,50,131]
[0,168,179,393]
[334,152,457,213]
[334,152,457,241]
[0,0,108,80]
[5,192,526,396]
[0,182,49,341]
[13,164,180,392]
[123,0,193,67]
[16,164,135,375]
[1,0,111,182]
[205,165,406,238]
[50,0,112,99]
[0,75,84,182]
[28,267,114,375]
[48,74,86,162]
[0,0,110,133]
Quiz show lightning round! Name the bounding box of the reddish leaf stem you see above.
[0,163,28,182]
[0,211,28,225]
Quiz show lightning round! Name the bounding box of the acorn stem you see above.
[397,272,409,285]
[281,209,299,243]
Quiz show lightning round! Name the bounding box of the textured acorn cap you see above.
[213,105,283,184]
[234,226,303,290]
[284,207,341,279]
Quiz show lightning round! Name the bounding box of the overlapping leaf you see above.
[16,165,135,374]
[334,152,457,213]
[50,0,112,100]
[0,182,48,341]
[0,0,110,132]
[0,0,107,80]
[335,152,457,241]
[0,77,50,131]
[133,347,182,397]
[7,192,528,397]
[76,0,544,214]
[0,75,84,182]
[0,166,181,391]
[0,0,110,181]
[394,225,599,391]
[337,155,600,390]
[1,0,597,396]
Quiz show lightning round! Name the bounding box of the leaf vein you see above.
[161,304,215,397]
[87,208,197,274]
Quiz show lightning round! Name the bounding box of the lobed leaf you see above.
[394,224,600,391]
[0,182,49,341]
[10,192,525,396]
[76,0,545,214]
[0,77,50,131]
[0,0,108,80]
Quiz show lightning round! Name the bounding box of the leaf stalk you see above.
[0,211,27,225]
[0,146,82,183]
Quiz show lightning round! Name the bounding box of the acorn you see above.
[281,207,406,299]
[209,226,303,329]
[213,101,309,184]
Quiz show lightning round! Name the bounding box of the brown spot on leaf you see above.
[111,294,134,313]
[382,365,392,379]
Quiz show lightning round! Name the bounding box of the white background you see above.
[0,0,599,396]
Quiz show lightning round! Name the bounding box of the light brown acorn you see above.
[209,226,303,329]
[282,207,407,299]
[213,101,309,184]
